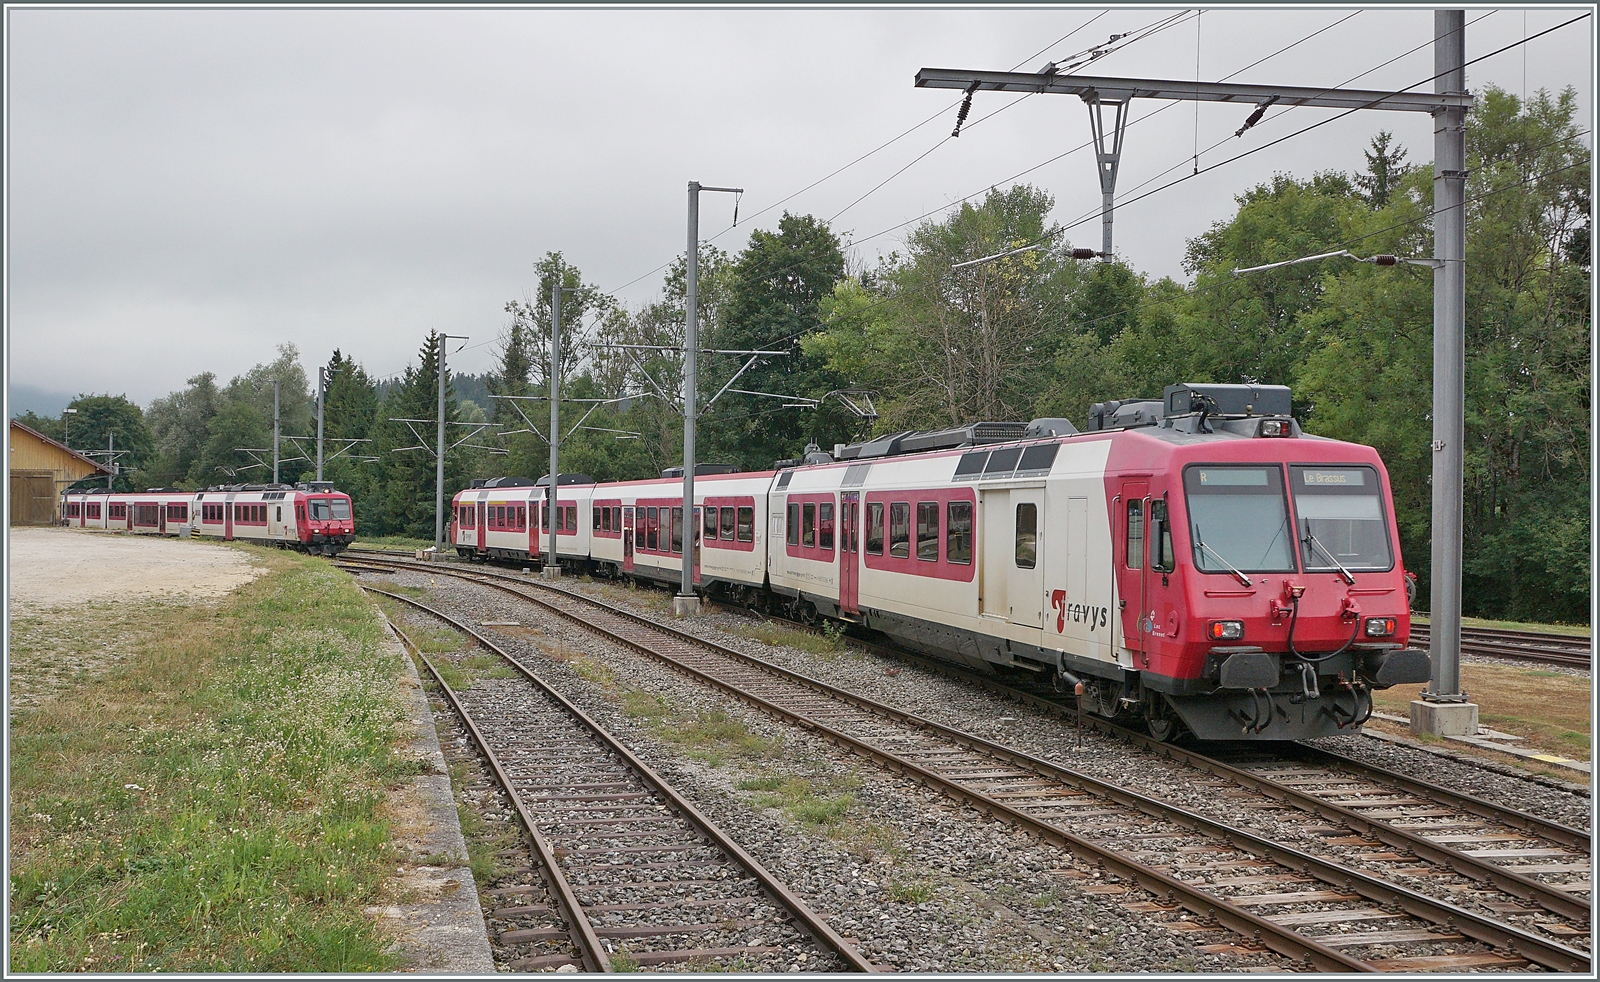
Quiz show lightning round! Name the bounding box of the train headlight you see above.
[1258,418,1292,437]
[1209,620,1245,641]
[1365,617,1397,637]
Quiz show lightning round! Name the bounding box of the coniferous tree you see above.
[371,332,466,540]
[1356,131,1411,209]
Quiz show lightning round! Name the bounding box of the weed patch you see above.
[8,548,407,972]
[736,773,856,827]
[656,711,782,767]
[885,879,935,903]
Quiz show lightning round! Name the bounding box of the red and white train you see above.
[451,383,1430,741]
[62,482,356,555]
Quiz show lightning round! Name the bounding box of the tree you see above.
[1356,130,1411,209]
[704,213,847,468]
[1180,170,1362,385]
[865,187,1077,429]
[1300,91,1589,622]
[61,394,153,491]
[145,373,221,487]
[369,332,467,540]
[586,244,732,477]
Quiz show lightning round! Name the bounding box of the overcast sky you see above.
[6,4,1592,411]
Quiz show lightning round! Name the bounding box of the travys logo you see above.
[1051,590,1108,633]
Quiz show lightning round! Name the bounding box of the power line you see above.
[609,8,1400,340]
[954,11,1592,269]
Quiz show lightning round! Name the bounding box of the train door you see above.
[224,494,234,541]
[622,507,635,573]
[980,490,1010,618]
[159,502,167,535]
[1116,481,1150,663]
[1008,490,1045,628]
[839,492,860,616]
[476,500,487,553]
[691,506,702,586]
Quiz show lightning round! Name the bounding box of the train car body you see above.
[62,482,356,555]
[452,476,594,567]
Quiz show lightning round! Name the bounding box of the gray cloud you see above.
[7,6,1591,405]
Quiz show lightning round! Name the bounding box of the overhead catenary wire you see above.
[614,6,1391,325]
[943,11,1591,271]
[601,15,1111,298]
[519,12,1584,410]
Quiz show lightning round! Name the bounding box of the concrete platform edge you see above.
[365,614,496,973]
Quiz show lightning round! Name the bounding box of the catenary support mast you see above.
[677,181,742,616]
[1420,10,1473,728]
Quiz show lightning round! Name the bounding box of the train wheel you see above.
[1145,698,1184,742]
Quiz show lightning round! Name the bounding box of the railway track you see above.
[1408,624,1591,669]
[741,613,1593,939]
[365,584,876,973]
[343,557,1590,973]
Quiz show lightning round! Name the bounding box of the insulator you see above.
[951,94,974,137]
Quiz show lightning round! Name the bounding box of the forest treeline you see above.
[20,88,1589,623]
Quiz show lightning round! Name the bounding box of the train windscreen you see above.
[309,498,351,521]
[1290,466,1393,571]
[1183,465,1296,574]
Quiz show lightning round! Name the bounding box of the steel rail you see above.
[363,583,878,974]
[1281,743,1591,852]
[1409,625,1591,668]
[343,558,1589,972]
[375,602,609,972]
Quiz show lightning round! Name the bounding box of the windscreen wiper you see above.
[1302,526,1356,585]
[1193,529,1252,587]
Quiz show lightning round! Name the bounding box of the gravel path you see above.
[8,526,262,610]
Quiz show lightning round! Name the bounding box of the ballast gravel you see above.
[366,570,1293,973]
[548,578,1595,939]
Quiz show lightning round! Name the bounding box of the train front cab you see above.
[1098,406,1429,741]
[301,491,354,554]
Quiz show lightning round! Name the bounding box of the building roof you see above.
[9,419,115,474]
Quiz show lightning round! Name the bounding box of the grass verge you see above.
[8,548,411,972]
[1370,661,1591,762]
[1411,613,1590,636]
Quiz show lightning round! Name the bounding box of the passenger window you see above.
[721,507,736,541]
[947,501,973,565]
[787,502,800,545]
[1126,499,1144,570]
[613,507,622,532]
[704,506,718,539]
[736,506,754,542]
[802,503,816,548]
[889,502,910,559]
[647,507,659,550]
[566,506,576,531]
[916,502,939,561]
[671,507,683,554]
[819,502,834,551]
[864,503,883,555]
[1015,503,1038,569]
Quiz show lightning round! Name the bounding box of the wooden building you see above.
[9,420,113,525]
